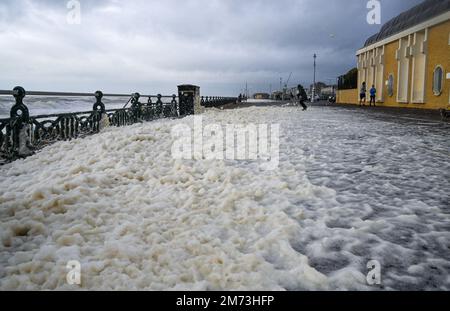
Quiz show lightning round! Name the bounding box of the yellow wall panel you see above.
[425,21,450,109]
[382,40,399,106]
[337,89,359,105]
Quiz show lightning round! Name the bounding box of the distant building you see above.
[271,91,283,100]
[253,93,270,100]
[309,82,326,95]
[337,0,450,110]
[320,85,337,97]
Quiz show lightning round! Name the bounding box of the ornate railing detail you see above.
[0,87,186,165]
[0,85,237,165]
[201,96,237,108]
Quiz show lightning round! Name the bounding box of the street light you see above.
[312,53,317,103]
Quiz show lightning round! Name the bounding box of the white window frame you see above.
[387,74,395,97]
[447,72,450,104]
[447,32,450,105]
[433,65,444,96]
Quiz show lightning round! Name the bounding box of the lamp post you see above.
[312,53,317,103]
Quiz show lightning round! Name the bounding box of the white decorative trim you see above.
[410,30,427,104]
[423,28,429,104]
[405,46,412,58]
[433,65,444,96]
[376,46,385,102]
[396,37,411,103]
[357,11,450,55]
[448,71,450,105]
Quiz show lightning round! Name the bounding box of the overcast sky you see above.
[0,0,423,95]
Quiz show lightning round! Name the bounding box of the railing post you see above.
[131,92,142,121]
[11,86,29,121]
[93,91,109,130]
[178,84,203,116]
[171,95,178,118]
[156,94,163,117]
[10,86,33,157]
[146,96,154,121]
[93,91,105,113]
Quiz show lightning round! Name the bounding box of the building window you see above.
[387,74,394,97]
[433,66,443,96]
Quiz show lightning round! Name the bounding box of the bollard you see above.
[178,84,202,116]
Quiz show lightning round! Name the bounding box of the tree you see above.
[338,68,358,90]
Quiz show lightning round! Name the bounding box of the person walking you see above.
[359,82,367,106]
[297,86,308,111]
[369,85,376,106]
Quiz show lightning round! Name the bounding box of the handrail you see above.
[0,86,189,165]
[0,108,133,122]
[0,85,237,165]
[0,90,177,98]
[200,95,238,108]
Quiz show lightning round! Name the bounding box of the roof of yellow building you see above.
[363,0,450,48]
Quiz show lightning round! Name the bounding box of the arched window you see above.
[433,66,443,96]
[387,74,394,97]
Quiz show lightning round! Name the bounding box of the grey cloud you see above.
[0,0,422,95]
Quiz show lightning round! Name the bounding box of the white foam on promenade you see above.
[1,106,449,290]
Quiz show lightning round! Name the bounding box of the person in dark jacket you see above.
[359,82,367,106]
[297,86,308,111]
[297,85,308,111]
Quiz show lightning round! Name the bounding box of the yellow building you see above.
[338,0,450,110]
